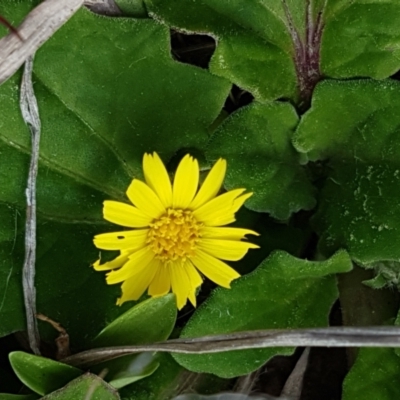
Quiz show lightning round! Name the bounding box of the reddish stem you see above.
[0,15,23,41]
[282,0,326,111]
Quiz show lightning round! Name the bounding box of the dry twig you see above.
[11,0,84,357]
[280,348,310,399]
[0,0,84,85]
[83,0,122,16]
[20,55,41,354]
[36,313,70,359]
[63,326,400,368]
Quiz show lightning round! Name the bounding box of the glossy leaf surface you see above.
[9,352,81,396]
[93,294,176,347]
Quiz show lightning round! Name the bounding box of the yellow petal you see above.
[206,215,236,226]
[185,260,203,289]
[189,158,226,209]
[233,192,253,212]
[172,155,199,209]
[185,260,203,308]
[198,238,259,261]
[93,229,148,251]
[191,250,240,288]
[143,153,173,208]
[193,188,245,225]
[170,261,191,310]
[198,193,253,227]
[103,200,152,228]
[106,246,155,284]
[116,259,159,305]
[93,251,129,271]
[188,287,197,307]
[148,265,171,297]
[126,179,166,219]
[201,227,259,240]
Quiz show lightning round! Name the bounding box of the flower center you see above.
[147,208,202,262]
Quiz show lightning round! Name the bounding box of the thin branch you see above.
[83,0,122,16]
[62,326,400,368]
[36,313,70,359]
[280,348,310,399]
[234,369,261,394]
[0,0,84,85]
[20,55,41,355]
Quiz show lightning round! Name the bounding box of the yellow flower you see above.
[93,153,259,309]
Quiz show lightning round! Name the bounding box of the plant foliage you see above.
[1,0,400,398]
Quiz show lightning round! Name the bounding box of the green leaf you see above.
[8,352,81,396]
[363,274,388,290]
[293,80,400,264]
[115,0,148,17]
[118,353,183,400]
[145,0,400,103]
[171,395,256,400]
[40,374,120,400]
[34,8,229,187]
[107,353,159,389]
[91,295,176,389]
[207,102,315,219]
[145,0,296,101]
[0,342,26,394]
[0,197,143,351]
[342,348,400,400]
[321,2,400,79]
[93,294,176,347]
[0,0,34,36]
[228,207,309,276]
[0,205,25,337]
[1,5,230,221]
[363,261,400,290]
[0,395,38,400]
[173,250,352,378]
[119,354,231,400]
[0,1,229,339]
[35,220,135,348]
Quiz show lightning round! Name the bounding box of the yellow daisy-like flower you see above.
[93,153,259,310]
